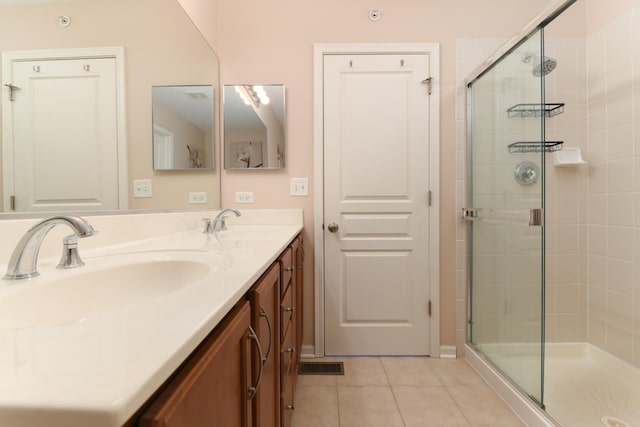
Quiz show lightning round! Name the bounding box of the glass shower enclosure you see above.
[465,29,549,407]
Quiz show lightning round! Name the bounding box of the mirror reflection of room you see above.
[152,85,214,170]
[223,84,285,169]
[0,0,221,213]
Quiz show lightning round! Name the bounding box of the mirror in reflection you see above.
[224,85,285,169]
[152,85,215,170]
[0,0,221,215]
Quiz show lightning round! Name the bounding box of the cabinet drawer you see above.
[280,322,295,379]
[279,247,293,297]
[280,366,295,427]
[280,283,294,339]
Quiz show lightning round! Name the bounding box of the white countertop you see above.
[0,216,302,427]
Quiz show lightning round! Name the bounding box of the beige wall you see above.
[585,0,638,34]
[0,0,221,211]
[205,0,556,353]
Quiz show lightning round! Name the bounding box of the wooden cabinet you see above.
[249,264,281,427]
[139,301,254,427]
[278,243,299,427]
[134,233,303,427]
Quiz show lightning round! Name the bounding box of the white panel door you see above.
[9,57,118,211]
[323,54,432,355]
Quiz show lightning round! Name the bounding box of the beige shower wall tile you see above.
[606,290,633,330]
[555,314,579,342]
[608,159,634,194]
[607,193,634,227]
[607,121,634,161]
[607,226,634,262]
[607,258,634,296]
[588,255,607,288]
[556,285,579,314]
[606,324,633,364]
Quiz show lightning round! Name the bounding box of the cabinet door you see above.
[140,301,253,427]
[293,236,304,361]
[250,264,281,427]
[279,247,293,297]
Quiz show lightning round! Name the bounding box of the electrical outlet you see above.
[290,178,309,196]
[235,191,254,203]
[188,192,207,204]
[133,179,152,198]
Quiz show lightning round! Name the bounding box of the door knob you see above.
[327,223,339,233]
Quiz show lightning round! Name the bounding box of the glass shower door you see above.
[466,30,546,406]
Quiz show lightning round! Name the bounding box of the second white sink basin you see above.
[0,255,214,330]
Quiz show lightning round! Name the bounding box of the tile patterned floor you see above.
[291,357,526,427]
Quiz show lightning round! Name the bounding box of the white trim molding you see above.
[313,43,441,358]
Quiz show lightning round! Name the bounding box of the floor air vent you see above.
[298,361,344,375]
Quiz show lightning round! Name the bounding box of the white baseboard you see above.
[440,345,457,359]
[301,344,316,359]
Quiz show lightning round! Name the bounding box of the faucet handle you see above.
[201,218,213,234]
[57,235,85,269]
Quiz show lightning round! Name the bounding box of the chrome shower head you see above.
[521,53,557,76]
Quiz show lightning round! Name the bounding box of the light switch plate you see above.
[290,178,309,196]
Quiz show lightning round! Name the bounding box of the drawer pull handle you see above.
[284,306,295,313]
[259,306,272,364]
[286,347,295,353]
[285,266,294,272]
[287,404,295,411]
[247,326,264,400]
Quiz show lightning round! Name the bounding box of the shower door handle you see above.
[462,207,543,227]
[529,208,543,227]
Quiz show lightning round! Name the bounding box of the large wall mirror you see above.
[224,84,285,169]
[0,0,221,215]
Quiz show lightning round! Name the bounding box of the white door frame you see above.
[1,47,128,211]
[313,43,441,357]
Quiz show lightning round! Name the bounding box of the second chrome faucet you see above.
[203,209,241,234]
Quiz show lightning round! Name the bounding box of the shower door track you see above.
[465,344,561,427]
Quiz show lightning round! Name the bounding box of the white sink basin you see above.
[0,254,216,330]
[216,225,285,242]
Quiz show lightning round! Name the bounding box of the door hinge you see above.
[421,77,433,95]
[10,195,15,211]
[3,84,20,102]
[428,190,432,206]
[428,300,432,317]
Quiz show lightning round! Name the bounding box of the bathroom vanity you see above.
[0,210,303,427]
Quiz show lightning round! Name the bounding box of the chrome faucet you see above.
[212,208,241,232]
[3,215,96,280]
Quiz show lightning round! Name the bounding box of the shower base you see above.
[465,343,640,427]
[545,343,640,427]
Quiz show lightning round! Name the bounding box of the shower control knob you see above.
[327,223,339,233]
